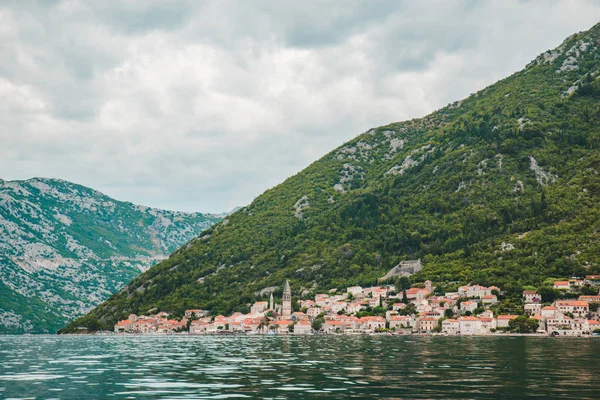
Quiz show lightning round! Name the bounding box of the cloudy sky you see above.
[1,1,599,213]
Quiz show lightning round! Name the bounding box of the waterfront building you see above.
[274,320,292,334]
[417,317,438,333]
[496,315,518,328]
[554,300,589,317]
[359,316,385,331]
[294,320,312,334]
[442,319,459,335]
[458,316,481,335]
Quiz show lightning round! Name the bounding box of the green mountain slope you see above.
[0,178,222,333]
[64,24,600,332]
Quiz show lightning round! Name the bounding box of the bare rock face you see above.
[0,178,222,333]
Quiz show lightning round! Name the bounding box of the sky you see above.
[1,1,599,213]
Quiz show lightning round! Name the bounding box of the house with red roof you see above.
[479,317,496,333]
[585,275,600,285]
[588,320,600,333]
[482,295,497,306]
[189,320,210,334]
[358,316,385,331]
[458,316,481,335]
[579,295,600,303]
[114,319,132,333]
[417,317,438,333]
[553,281,570,290]
[460,300,478,313]
[294,320,312,334]
[242,318,263,332]
[441,319,459,335]
[323,320,345,334]
[389,315,415,331]
[541,305,558,318]
[405,287,430,300]
[522,290,540,304]
[554,300,589,317]
[274,320,292,334]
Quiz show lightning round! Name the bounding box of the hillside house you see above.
[522,290,540,304]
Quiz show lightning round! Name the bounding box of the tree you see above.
[311,318,324,332]
[444,309,454,318]
[508,316,539,333]
[396,277,410,292]
[538,287,559,303]
[402,290,408,304]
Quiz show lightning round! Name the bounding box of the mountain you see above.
[0,178,222,333]
[64,24,600,332]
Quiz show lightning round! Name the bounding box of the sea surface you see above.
[0,335,598,399]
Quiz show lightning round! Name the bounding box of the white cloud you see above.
[0,0,599,212]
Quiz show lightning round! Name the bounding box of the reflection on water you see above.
[0,335,598,399]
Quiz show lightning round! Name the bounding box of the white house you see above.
[458,316,481,335]
[554,300,589,317]
[522,290,540,304]
[460,300,478,313]
[496,315,518,328]
[524,303,542,316]
[294,320,312,334]
[442,319,459,335]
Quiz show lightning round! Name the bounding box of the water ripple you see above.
[0,335,599,398]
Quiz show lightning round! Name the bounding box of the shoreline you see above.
[55,331,600,339]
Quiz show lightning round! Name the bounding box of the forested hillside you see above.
[64,24,600,332]
[0,178,222,333]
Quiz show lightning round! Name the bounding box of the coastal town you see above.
[114,275,600,337]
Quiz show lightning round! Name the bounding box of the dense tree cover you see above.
[508,316,540,334]
[62,24,600,333]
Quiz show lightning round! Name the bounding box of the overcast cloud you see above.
[1,1,599,212]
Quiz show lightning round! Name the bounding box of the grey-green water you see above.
[0,335,598,399]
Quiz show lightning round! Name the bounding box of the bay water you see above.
[0,335,598,399]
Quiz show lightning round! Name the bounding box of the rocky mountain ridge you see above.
[0,177,222,333]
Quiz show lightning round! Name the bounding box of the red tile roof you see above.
[497,315,518,320]
[556,300,589,307]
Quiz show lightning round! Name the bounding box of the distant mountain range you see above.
[0,177,223,333]
[67,23,600,333]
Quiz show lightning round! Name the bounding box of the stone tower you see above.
[425,280,432,292]
[269,292,274,311]
[282,280,291,320]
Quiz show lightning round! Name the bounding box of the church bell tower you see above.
[282,280,291,320]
